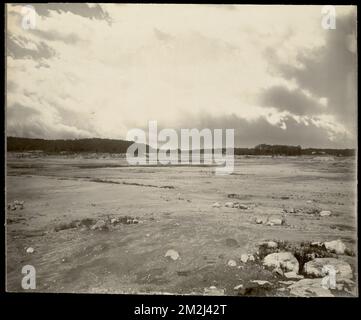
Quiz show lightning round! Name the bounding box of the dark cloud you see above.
[7,103,41,122]
[154,28,173,42]
[265,10,357,131]
[170,113,353,148]
[260,85,324,116]
[7,34,56,60]
[30,29,82,45]
[12,3,112,24]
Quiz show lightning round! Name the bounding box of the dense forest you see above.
[7,137,355,156]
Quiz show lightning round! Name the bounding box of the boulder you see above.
[240,254,249,263]
[263,252,299,273]
[204,286,225,296]
[91,220,108,231]
[266,241,278,249]
[255,217,267,224]
[284,271,304,279]
[165,249,180,261]
[212,202,221,208]
[303,258,353,279]
[26,247,34,254]
[110,218,118,225]
[320,210,332,217]
[288,278,334,297]
[234,203,248,209]
[225,202,235,208]
[266,217,285,226]
[227,259,237,267]
[250,280,272,287]
[323,239,346,255]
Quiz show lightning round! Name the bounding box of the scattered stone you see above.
[323,239,346,255]
[227,259,237,267]
[267,218,285,226]
[26,247,34,254]
[320,210,332,217]
[90,220,108,231]
[233,203,248,209]
[284,271,304,279]
[266,241,278,249]
[263,252,299,273]
[303,258,353,279]
[8,200,24,211]
[251,280,272,287]
[110,218,118,225]
[225,202,235,208]
[288,278,334,297]
[240,254,249,263]
[165,249,180,261]
[212,202,221,208]
[255,217,267,224]
[233,284,243,291]
[204,286,225,296]
[306,200,313,204]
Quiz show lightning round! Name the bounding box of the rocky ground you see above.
[6,153,358,296]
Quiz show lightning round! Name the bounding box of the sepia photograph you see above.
[5,3,358,299]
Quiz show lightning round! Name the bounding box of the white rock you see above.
[248,254,255,262]
[323,239,347,255]
[234,203,248,210]
[227,259,237,267]
[279,280,296,285]
[225,202,234,208]
[165,249,180,261]
[320,210,332,217]
[212,202,221,208]
[288,279,334,297]
[284,271,304,279]
[240,254,249,263]
[251,280,272,286]
[204,286,225,296]
[91,220,107,230]
[233,284,243,290]
[267,241,278,249]
[303,258,353,279]
[26,247,34,254]
[110,218,118,224]
[263,252,299,273]
[267,218,284,226]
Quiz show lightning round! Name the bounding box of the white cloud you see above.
[6,4,357,147]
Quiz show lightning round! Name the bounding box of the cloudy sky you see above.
[6,4,357,148]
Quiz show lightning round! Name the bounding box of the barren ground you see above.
[6,153,357,295]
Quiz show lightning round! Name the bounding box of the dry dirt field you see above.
[6,153,358,296]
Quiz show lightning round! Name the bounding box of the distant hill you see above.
[7,137,138,153]
[6,137,355,156]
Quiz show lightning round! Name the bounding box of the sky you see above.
[6,4,357,148]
